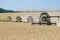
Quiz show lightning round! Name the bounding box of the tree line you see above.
[0,8,15,13]
[0,8,43,13]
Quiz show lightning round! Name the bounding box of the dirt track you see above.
[0,22,60,40]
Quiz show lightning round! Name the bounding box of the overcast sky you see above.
[0,0,60,11]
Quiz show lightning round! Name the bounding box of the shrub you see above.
[16,16,22,22]
[42,16,48,22]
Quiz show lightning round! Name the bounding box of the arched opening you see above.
[27,16,34,23]
[16,16,22,22]
[7,16,12,22]
[39,12,51,25]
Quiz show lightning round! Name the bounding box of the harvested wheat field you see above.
[0,22,60,40]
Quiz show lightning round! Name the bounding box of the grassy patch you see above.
[0,18,8,22]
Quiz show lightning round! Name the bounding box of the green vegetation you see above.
[0,8,15,13]
[42,17,48,22]
[0,18,8,22]
[16,16,22,22]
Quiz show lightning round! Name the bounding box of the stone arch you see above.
[7,16,12,22]
[39,12,51,25]
[27,16,34,23]
[40,12,49,18]
[16,16,22,22]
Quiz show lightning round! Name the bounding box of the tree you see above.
[0,8,14,13]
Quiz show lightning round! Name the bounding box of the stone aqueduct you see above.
[0,12,60,23]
